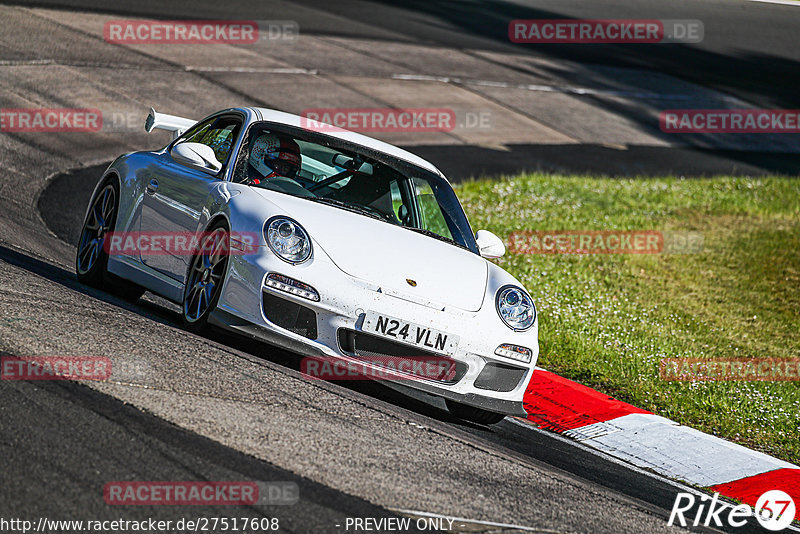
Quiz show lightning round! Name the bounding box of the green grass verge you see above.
[455,174,800,464]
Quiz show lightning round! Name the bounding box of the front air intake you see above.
[262,291,318,340]
[337,329,467,384]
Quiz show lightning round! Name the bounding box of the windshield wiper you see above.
[307,197,385,222]
[401,226,466,249]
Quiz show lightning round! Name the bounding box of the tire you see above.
[445,399,506,425]
[75,179,144,301]
[181,221,231,333]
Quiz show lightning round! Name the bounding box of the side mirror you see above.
[170,142,222,175]
[476,230,506,259]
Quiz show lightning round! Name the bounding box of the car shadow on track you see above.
[0,349,427,529]
[0,243,493,432]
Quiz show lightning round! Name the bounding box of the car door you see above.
[140,114,242,281]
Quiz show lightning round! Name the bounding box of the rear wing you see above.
[144,107,196,139]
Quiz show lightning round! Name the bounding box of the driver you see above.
[248,132,301,184]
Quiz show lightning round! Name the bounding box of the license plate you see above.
[362,312,459,355]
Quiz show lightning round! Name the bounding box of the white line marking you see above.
[391,73,740,102]
[0,60,320,75]
[0,59,56,66]
[391,508,549,532]
[748,0,800,6]
[507,417,800,532]
[185,66,318,74]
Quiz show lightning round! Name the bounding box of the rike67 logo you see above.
[669,490,796,531]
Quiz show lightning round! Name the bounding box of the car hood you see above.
[253,189,487,312]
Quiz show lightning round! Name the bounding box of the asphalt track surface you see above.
[6,0,800,176]
[1,1,796,533]
[14,0,800,109]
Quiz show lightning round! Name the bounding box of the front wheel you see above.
[445,399,506,425]
[75,180,144,300]
[182,223,230,332]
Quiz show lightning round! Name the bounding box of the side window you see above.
[178,116,241,167]
[414,179,454,240]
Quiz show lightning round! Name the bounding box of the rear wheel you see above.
[181,223,230,332]
[75,180,144,300]
[445,399,506,425]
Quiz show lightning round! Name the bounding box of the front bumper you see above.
[212,247,537,416]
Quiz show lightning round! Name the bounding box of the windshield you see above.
[232,122,479,254]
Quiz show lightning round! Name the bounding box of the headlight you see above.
[264,216,312,264]
[496,285,536,331]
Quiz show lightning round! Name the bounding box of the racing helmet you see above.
[249,133,301,179]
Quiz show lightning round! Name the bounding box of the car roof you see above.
[249,107,446,180]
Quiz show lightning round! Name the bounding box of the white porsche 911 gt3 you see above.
[76,107,538,424]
